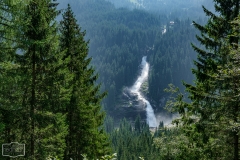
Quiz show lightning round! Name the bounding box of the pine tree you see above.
[0,0,28,151]
[12,0,67,159]
[59,4,110,159]
[171,0,240,159]
[134,114,141,133]
[211,16,240,160]
[104,116,114,133]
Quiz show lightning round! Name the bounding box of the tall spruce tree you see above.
[206,16,240,159]
[59,4,110,160]
[11,0,68,159]
[170,0,240,159]
[0,0,29,153]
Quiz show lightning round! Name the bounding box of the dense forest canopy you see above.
[106,0,215,20]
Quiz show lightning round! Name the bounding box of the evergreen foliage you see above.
[59,4,110,159]
[165,0,240,159]
[148,18,200,104]
[63,0,201,115]
[0,0,21,147]
[13,0,67,159]
[1,0,239,159]
[107,0,214,20]
[107,117,161,160]
[0,1,111,159]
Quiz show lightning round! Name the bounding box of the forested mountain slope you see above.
[148,19,202,107]
[107,0,214,20]
[56,0,205,118]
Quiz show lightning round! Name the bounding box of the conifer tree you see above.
[210,16,240,160]
[59,4,110,159]
[10,0,68,159]
[170,0,240,159]
[0,0,28,150]
[134,114,141,133]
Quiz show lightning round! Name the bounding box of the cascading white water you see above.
[130,56,157,127]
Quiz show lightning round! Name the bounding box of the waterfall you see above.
[130,56,157,127]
